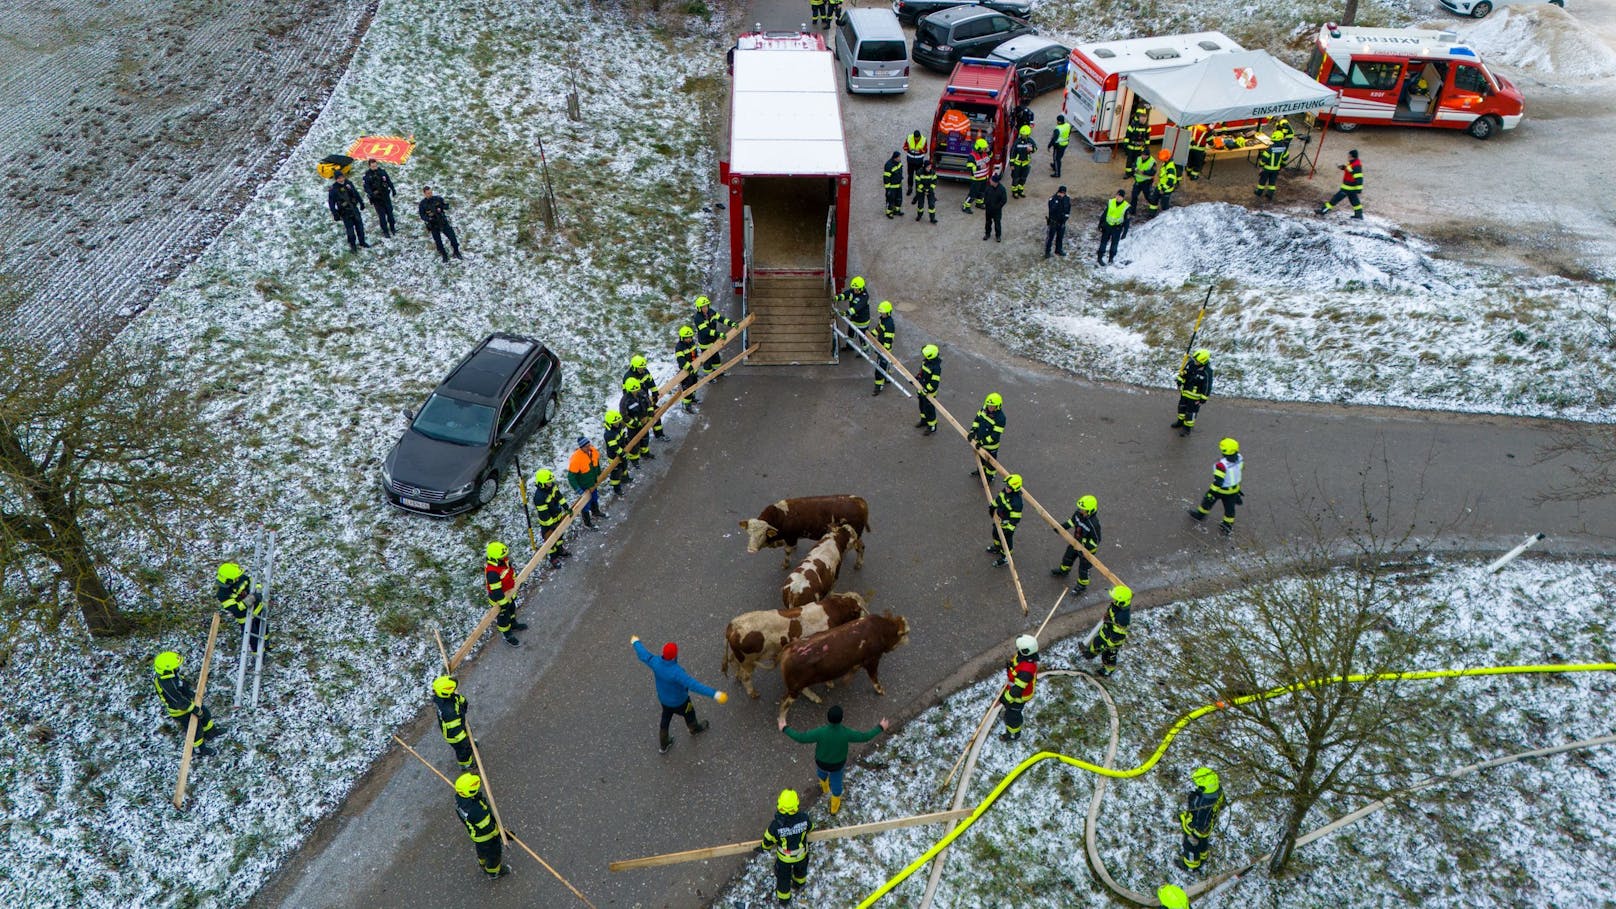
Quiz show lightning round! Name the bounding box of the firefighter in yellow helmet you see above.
[618,376,654,465]
[624,354,667,441]
[872,301,896,396]
[215,561,265,654]
[674,325,701,411]
[1158,883,1191,908]
[152,651,223,756]
[1189,438,1243,535]
[1008,124,1037,198]
[969,392,1006,480]
[1052,494,1101,595]
[915,344,942,434]
[987,474,1023,567]
[432,675,474,768]
[454,772,509,879]
[530,468,573,570]
[1173,348,1214,435]
[604,410,631,496]
[484,540,524,646]
[692,295,736,375]
[1178,766,1226,871]
[757,788,814,903]
[1080,585,1132,676]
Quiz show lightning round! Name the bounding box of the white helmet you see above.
[1015,634,1038,657]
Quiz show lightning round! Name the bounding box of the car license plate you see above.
[401,498,430,510]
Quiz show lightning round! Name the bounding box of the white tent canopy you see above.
[1126,50,1337,125]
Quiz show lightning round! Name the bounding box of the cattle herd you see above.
[728,495,911,720]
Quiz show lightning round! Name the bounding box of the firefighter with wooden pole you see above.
[432,675,475,769]
[153,651,223,756]
[871,302,896,396]
[455,772,510,879]
[484,541,525,647]
[757,788,814,904]
[914,344,941,434]
[1050,495,1101,596]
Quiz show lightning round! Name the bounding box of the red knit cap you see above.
[662,642,678,660]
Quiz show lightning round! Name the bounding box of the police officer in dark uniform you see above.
[871,301,895,395]
[1052,494,1102,595]
[625,355,667,440]
[454,772,509,879]
[362,159,397,237]
[915,344,941,434]
[417,186,462,262]
[327,172,369,252]
[758,789,814,904]
[153,651,223,756]
[432,675,475,769]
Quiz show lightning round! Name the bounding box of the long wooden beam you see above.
[173,612,222,809]
[608,809,972,872]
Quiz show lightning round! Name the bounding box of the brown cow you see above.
[740,495,870,569]
[776,612,910,720]
[781,525,858,609]
[719,592,871,699]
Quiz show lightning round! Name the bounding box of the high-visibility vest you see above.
[1132,157,1156,184]
[1156,161,1180,193]
[1341,160,1364,191]
[1105,198,1129,226]
[905,134,927,158]
[1052,122,1072,147]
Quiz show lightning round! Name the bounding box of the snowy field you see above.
[718,558,1616,908]
[1033,0,1427,56]
[0,1,729,906]
[981,203,1616,421]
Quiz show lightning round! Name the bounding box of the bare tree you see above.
[1534,423,1616,505]
[0,331,226,637]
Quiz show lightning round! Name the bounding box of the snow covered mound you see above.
[1450,5,1616,81]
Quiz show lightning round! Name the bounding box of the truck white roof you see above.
[729,49,850,176]
[1317,25,1481,64]
[1072,31,1244,76]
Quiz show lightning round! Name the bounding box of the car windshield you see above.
[861,40,907,62]
[412,393,496,446]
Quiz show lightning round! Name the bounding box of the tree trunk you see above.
[1269,803,1308,875]
[1342,0,1359,24]
[48,511,133,637]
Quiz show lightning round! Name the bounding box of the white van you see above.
[835,9,910,93]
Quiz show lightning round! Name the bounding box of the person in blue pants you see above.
[632,635,728,753]
[778,705,888,815]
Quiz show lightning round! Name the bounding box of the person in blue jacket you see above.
[632,635,729,754]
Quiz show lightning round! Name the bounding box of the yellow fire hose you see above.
[858,661,1616,907]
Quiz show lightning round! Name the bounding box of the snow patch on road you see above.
[1448,6,1616,82]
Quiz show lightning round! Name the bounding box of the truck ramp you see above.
[747,271,834,365]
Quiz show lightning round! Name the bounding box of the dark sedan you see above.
[381,333,562,517]
[892,0,1034,26]
[988,35,1070,99]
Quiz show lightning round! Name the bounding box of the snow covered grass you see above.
[980,202,1616,420]
[1442,5,1616,83]
[717,557,1616,908]
[0,1,729,906]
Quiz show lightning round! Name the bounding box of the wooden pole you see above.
[861,340,1127,591]
[434,630,508,843]
[173,612,223,809]
[1034,587,1069,639]
[976,465,1029,616]
[608,809,972,872]
[392,733,598,908]
[940,695,998,791]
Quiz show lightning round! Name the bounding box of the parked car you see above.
[836,8,911,94]
[988,34,1069,99]
[1438,0,1562,17]
[381,333,562,517]
[892,0,1034,26]
[912,6,1035,74]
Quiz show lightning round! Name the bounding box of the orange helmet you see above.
[1157,149,1172,162]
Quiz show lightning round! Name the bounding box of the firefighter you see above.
[693,295,736,374]
[1080,584,1132,676]
[882,150,904,219]
[903,130,928,194]
[362,159,397,237]
[809,0,829,28]
[872,301,895,396]
[778,705,888,815]
[432,675,474,769]
[1187,122,1210,180]
[1158,884,1191,909]
[981,174,1007,242]
[1131,151,1158,213]
[1044,185,1071,259]
[1173,349,1214,435]
[914,344,941,435]
[531,469,573,569]
[1048,114,1072,177]
[825,0,844,26]
[1266,116,1295,155]
[1254,143,1284,201]
[1096,189,1129,266]
[1122,107,1151,166]
[1007,124,1037,199]
[326,172,368,252]
[1150,149,1181,212]
[631,635,727,753]
[485,541,524,646]
[604,411,631,496]
[567,436,608,527]
[1179,766,1227,871]
[757,788,814,904]
[1013,99,1035,134]
[216,561,265,654]
[417,186,461,262]
[837,275,870,354]
[674,325,701,410]
[1318,149,1365,219]
[454,772,509,879]
[1051,494,1101,595]
[624,355,666,441]
[998,634,1039,741]
[986,473,1023,566]
[969,392,1006,481]
[963,137,990,213]
[619,376,653,463]
[153,651,222,756]
[912,158,938,224]
[1189,438,1243,534]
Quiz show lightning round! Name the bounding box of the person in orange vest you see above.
[1318,149,1365,219]
[484,541,525,647]
[998,634,1040,741]
[567,436,608,527]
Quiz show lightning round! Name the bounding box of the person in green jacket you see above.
[778,705,888,815]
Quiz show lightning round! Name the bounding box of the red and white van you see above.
[930,58,1020,181]
[1059,31,1244,147]
[1308,25,1524,139]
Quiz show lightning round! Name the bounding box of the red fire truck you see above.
[930,57,1019,181]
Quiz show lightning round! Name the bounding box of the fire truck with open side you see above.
[930,57,1020,181]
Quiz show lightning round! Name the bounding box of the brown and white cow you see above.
[719,592,870,699]
[776,611,911,720]
[781,524,859,609]
[740,495,870,569]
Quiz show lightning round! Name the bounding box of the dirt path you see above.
[0,0,374,346]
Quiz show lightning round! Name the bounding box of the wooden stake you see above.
[1034,587,1069,639]
[173,612,222,809]
[608,809,972,872]
[434,630,508,843]
[392,733,597,908]
[940,695,999,792]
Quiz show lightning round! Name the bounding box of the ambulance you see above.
[1059,32,1245,147]
[1308,24,1524,139]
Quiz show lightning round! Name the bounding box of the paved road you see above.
[259,5,1616,909]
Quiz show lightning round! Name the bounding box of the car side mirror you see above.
[401,407,416,422]
[496,432,514,447]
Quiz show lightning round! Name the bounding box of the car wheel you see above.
[1467,115,1499,140]
[1331,119,1359,133]
[475,473,499,506]
[1471,0,1492,16]
[1020,80,1036,100]
[542,390,559,425]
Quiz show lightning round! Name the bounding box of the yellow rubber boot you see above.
[819,779,831,795]
[829,796,842,815]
